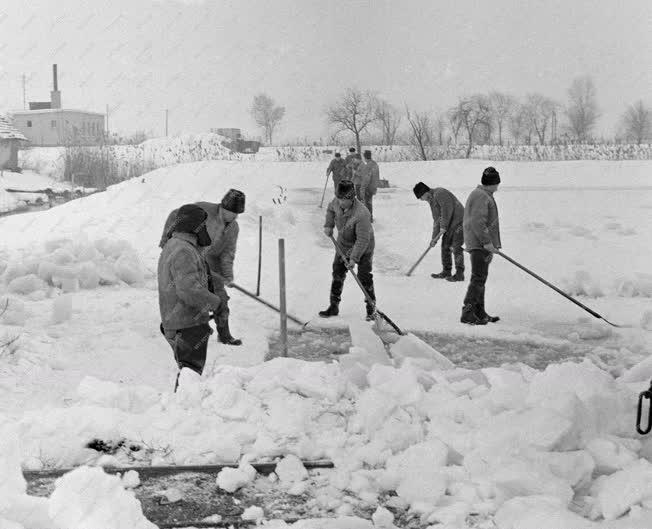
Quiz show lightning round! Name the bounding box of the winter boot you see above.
[476,300,499,322]
[319,304,339,318]
[460,304,487,325]
[431,270,452,279]
[217,319,242,346]
[365,304,376,322]
[446,270,465,282]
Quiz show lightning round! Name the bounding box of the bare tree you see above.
[621,100,652,144]
[251,94,286,145]
[326,89,377,153]
[405,106,434,161]
[450,95,492,157]
[489,92,516,145]
[523,93,557,144]
[433,113,447,145]
[375,99,401,145]
[447,107,463,144]
[565,75,600,141]
[508,104,529,144]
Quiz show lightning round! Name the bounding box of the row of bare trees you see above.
[324,78,651,159]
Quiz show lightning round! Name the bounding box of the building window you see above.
[27,120,32,127]
[51,120,57,128]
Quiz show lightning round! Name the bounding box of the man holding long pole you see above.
[319,179,376,321]
[461,167,502,325]
[413,181,465,281]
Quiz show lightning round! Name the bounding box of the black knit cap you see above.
[335,179,355,199]
[349,147,356,153]
[175,204,207,234]
[334,152,341,158]
[413,181,430,199]
[481,166,501,185]
[363,150,371,159]
[221,188,246,213]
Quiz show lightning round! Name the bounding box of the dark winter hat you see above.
[335,179,355,199]
[363,150,372,159]
[413,182,430,199]
[221,188,246,213]
[481,166,501,185]
[349,147,356,153]
[334,152,341,158]
[175,204,208,234]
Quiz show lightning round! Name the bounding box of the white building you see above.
[11,65,105,146]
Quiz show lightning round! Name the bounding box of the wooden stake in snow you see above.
[278,238,288,357]
[256,216,262,296]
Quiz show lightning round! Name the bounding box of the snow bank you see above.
[1,236,147,302]
[4,349,652,527]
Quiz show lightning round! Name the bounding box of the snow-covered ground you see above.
[1,159,651,529]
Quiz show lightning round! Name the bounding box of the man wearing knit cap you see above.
[158,204,222,390]
[413,182,465,281]
[460,167,502,325]
[160,188,246,345]
[343,147,358,181]
[320,179,377,321]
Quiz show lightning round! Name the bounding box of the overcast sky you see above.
[1,0,650,142]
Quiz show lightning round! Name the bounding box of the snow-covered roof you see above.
[0,115,27,140]
[10,108,104,117]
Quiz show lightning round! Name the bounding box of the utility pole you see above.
[165,109,168,136]
[21,74,27,109]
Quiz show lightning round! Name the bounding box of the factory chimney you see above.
[50,64,61,109]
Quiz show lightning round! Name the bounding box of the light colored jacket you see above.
[324,198,375,262]
[357,160,380,197]
[160,202,239,283]
[426,187,464,239]
[326,158,347,187]
[463,185,502,250]
[158,232,222,330]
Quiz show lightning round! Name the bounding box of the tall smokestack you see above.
[50,64,61,109]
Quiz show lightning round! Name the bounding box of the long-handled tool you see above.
[319,173,330,208]
[496,250,626,328]
[329,235,405,335]
[406,245,432,277]
[228,281,307,327]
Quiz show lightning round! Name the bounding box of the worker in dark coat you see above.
[343,147,358,180]
[160,189,246,345]
[461,167,502,325]
[326,152,347,189]
[413,182,465,281]
[356,150,380,222]
[158,204,221,390]
[320,180,376,321]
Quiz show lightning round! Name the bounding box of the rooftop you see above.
[0,115,28,140]
[10,108,104,116]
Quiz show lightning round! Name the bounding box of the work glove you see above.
[324,227,333,237]
[483,242,498,253]
[345,259,356,271]
[430,234,441,248]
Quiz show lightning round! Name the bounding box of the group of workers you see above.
[156,157,502,389]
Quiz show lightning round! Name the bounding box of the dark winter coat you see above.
[463,185,502,250]
[324,197,375,262]
[357,160,380,197]
[326,158,347,187]
[158,232,222,331]
[160,202,239,284]
[426,188,465,240]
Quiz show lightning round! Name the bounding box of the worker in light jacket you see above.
[461,167,502,325]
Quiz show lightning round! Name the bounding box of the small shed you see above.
[0,115,28,171]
